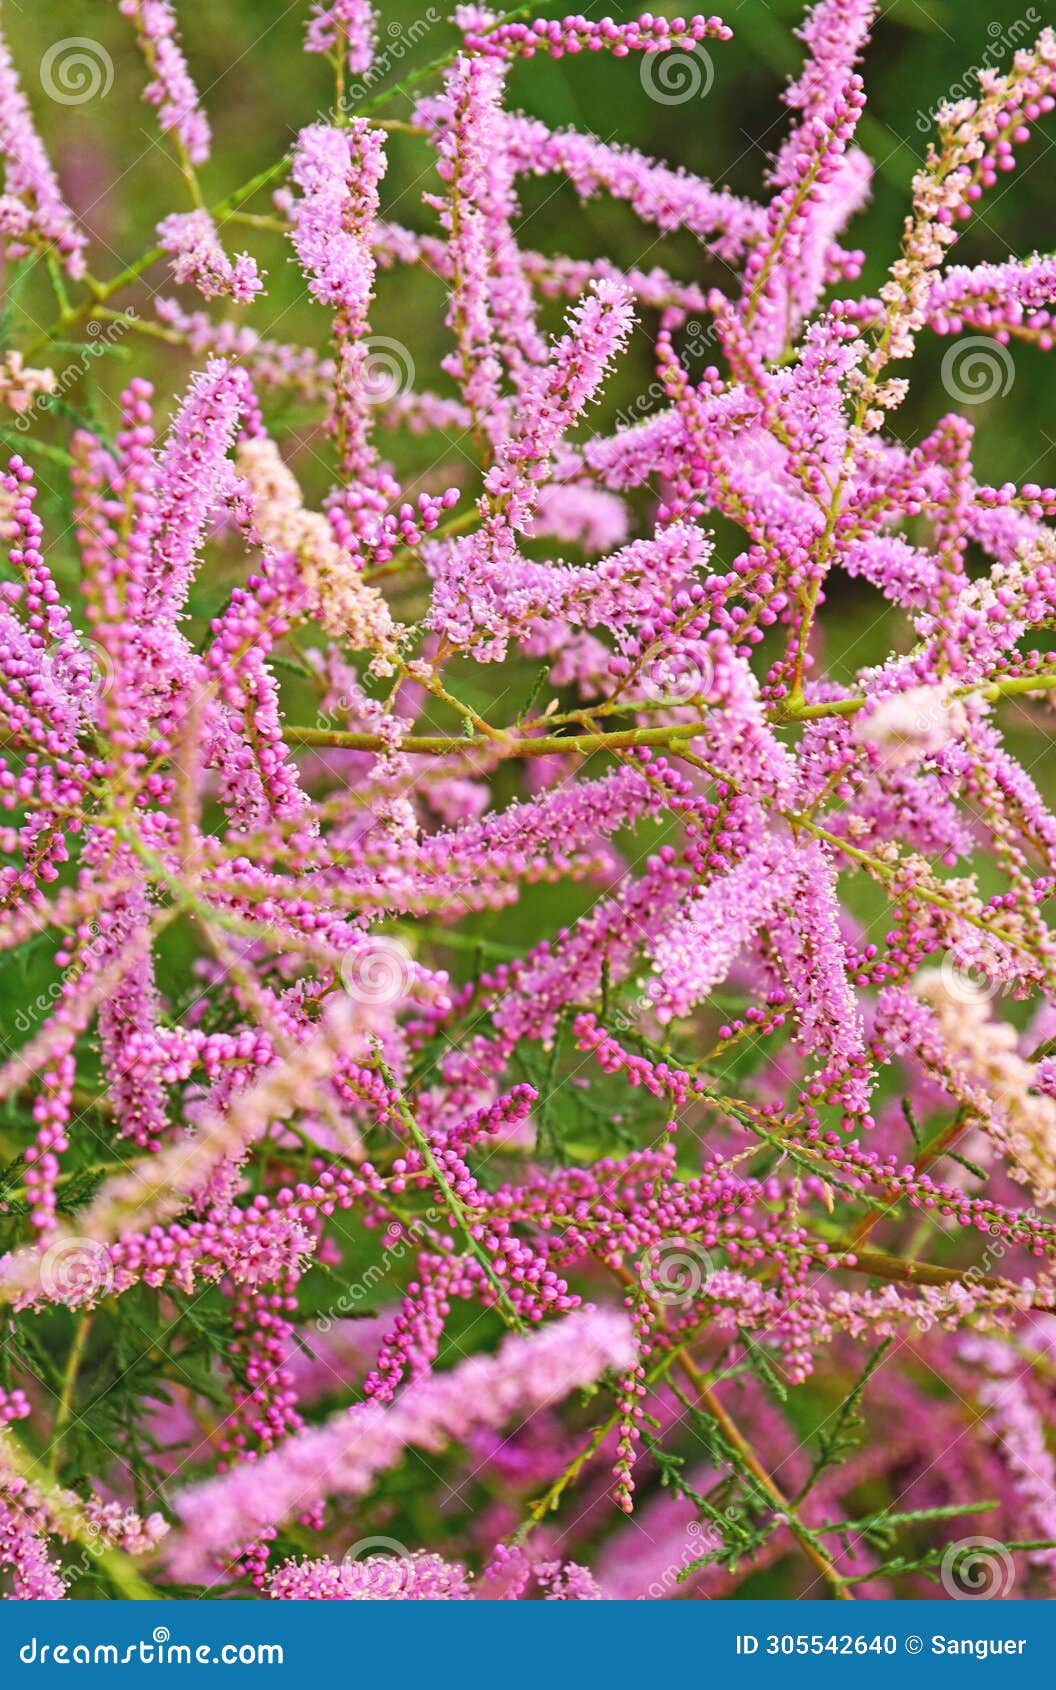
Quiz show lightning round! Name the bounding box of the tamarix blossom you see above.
[1,0,1056,1606]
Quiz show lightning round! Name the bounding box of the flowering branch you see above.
[2,0,1056,1606]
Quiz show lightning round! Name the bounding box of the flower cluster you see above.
[1,0,1056,1603]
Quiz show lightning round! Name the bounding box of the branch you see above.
[284,721,711,758]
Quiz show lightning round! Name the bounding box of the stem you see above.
[51,1313,92,1474]
[285,667,1056,756]
[775,669,1056,723]
[841,1111,969,1253]
[677,1352,854,1600]
[788,813,1041,961]
[847,1246,1010,1294]
[285,721,710,758]
[378,1060,527,1334]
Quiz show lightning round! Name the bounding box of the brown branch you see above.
[846,1246,1012,1294]
[676,1352,854,1600]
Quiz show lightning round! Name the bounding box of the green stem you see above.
[776,668,1056,723]
[377,1058,527,1333]
[285,721,710,758]
[50,1313,92,1474]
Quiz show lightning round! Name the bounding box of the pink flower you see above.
[158,210,264,303]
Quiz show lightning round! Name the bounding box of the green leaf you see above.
[797,1337,893,1501]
